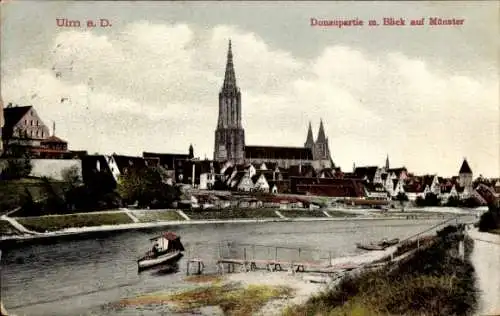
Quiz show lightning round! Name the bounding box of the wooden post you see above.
[244,247,247,262]
[329,251,332,267]
[298,248,301,260]
[252,244,256,260]
[275,247,278,261]
[186,261,190,276]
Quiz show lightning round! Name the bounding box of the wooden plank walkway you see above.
[215,258,361,274]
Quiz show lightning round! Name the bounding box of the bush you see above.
[0,158,32,180]
[478,204,500,232]
[416,193,440,207]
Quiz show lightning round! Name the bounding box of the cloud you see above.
[2,21,498,177]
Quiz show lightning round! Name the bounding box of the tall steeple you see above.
[304,121,314,148]
[214,39,245,163]
[222,40,237,90]
[385,154,390,170]
[316,119,326,143]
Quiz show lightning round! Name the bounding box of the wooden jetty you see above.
[184,242,363,276]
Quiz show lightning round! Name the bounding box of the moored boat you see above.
[137,232,185,272]
[356,238,400,251]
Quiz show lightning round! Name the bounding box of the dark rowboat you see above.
[137,232,185,272]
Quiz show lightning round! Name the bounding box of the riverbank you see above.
[283,225,477,316]
[101,226,469,316]
[0,207,475,244]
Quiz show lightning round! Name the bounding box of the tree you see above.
[445,195,460,207]
[416,193,440,207]
[117,166,180,208]
[61,165,82,189]
[396,192,408,210]
[0,158,32,180]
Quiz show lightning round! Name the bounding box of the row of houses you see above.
[80,149,499,206]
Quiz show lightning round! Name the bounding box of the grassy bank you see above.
[133,210,185,222]
[0,178,64,213]
[284,226,477,316]
[111,282,293,315]
[280,210,327,218]
[325,211,357,218]
[16,213,134,232]
[0,220,21,235]
[184,208,280,220]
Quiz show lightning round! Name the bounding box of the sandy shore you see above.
[227,271,325,315]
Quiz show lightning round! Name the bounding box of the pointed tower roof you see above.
[304,122,314,147]
[459,158,472,174]
[385,154,390,170]
[222,39,237,90]
[316,119,326,143]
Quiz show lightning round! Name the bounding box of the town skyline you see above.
[1,1,498,178]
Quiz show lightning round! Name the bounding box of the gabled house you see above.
[2,104,75,158]
[252,173,270,192]
[354,166,383,184]
[236,171,254,192]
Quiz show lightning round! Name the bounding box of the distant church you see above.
[213,40,333,170]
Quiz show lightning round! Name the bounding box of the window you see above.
[31,120,33,126]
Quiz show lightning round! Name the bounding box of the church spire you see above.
[385,154,390,170]
[316,119,326,143]
[222,39,237,90]
[304,121,314,148]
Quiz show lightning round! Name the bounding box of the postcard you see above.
[0,1,498,316]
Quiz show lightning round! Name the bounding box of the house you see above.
[386,167,408,181]
[252,173,270,192]
[354,166,383,184]
[364,183,389,200]
[143,149,192,184]
[290,177,366,198]
[2,104,75,158]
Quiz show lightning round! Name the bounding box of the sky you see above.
[1,1,499,177]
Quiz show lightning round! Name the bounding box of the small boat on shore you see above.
[356,238,400,251]
[137,232,185,272]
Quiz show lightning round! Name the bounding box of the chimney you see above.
[52,121,56,136]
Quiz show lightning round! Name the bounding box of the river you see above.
[0,217,473,316]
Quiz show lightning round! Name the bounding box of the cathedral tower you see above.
[311,119,333,168]
[304,122,314,149]
[214,40,245,163]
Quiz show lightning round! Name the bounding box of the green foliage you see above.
[184,208,280,219]
[416,192,440,207]
[117,166,180,208]
[17,213,133,232]
[445,195,460,207]
[61,165,82,188]
[0,158,32,180]
[478,203,500,232]
[396,192,408,202]
[285,225,477,316]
